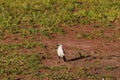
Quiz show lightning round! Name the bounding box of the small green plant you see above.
[85,73,100,79]
[50,66,68,71]
[102,75,117,80]
[8,25,20,34]
[40,29,50,37]
[0,32,4,39]
[28,28,39,34]
[76,33,94,39]
[39,44,47,49]
[104,66,118,70]
[51,27,64,35]
[50,73,77,80]
[39,65,68,71]
[95,29,105,38]
[24,42,38,49]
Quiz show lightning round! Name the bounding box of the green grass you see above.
[39,65,68,71]
[0,41,45,53]
[1,50,117,80]
[1,53,42,80]
[0,0,120,80]
[76,33,94,39]
[104,66,118,70]
[0,0,120,35]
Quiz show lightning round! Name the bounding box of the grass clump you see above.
[76,29,106,39]
[104,66,118,70]
[77,33,94,39]
[0,41,45,53]
[51,27,64,35]
[39,65,68,71]
[50,73,77,80]
[0,53,42,80]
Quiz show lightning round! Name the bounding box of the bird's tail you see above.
[63,56,67,62]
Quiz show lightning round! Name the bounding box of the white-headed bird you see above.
[57,44,67,63]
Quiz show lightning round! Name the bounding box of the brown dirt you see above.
[40,25,120,79]
[1,25,120,79]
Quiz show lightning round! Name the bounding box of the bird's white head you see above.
[57,43,62,47]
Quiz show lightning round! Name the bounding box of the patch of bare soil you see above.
[1,25,120,79]
[41,25,120,79]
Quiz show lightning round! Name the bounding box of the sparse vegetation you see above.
[76,33,94,39]
[0,41,45,53]
[0,0,120,35]
[104,66,118,70]
[1,53,42,80]
[0,0,120,80]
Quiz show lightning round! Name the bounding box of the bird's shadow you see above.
[67,54,91,62]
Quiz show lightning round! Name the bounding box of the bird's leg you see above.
[63,56,67,62]
[58,56,60,63]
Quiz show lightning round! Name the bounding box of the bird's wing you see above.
[63,49,65,54]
